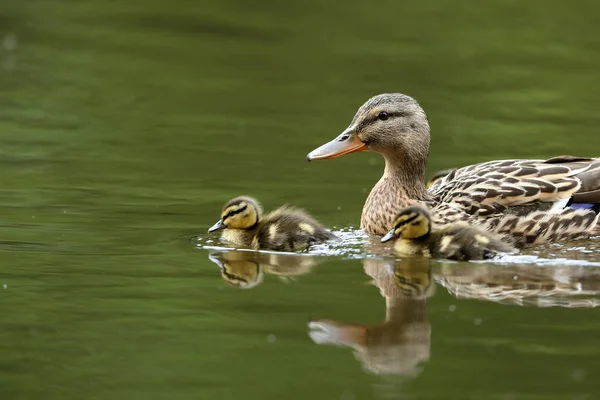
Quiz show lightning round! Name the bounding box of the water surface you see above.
[1,0,599,399]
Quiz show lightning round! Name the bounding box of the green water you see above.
[1,0,600,399]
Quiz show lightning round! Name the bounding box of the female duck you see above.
[381,205,516,261]
[208,196,337,252]
[307,93,600,243]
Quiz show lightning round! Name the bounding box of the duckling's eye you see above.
[378,111,389,121]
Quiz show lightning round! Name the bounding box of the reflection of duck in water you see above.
[208,196,337,251]
[208,250,323,289]
[381,205,516,260]
[434,263,600,308]
[308,258,432,376]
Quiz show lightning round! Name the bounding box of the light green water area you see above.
[1,1,599,399]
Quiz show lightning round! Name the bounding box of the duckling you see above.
[381,205,516,261]
[208,196,337,252]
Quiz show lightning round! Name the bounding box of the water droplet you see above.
[474,318,483,326]
[267,334,276,343]
[571,368,586,381]
[448,305,456,312]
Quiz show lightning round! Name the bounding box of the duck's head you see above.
[307,93,430,169]
[381,205,431,243]
[208,196,262,232]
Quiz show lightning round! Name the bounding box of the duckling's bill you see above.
[208,219,226,233]
[306,127,367,161]
[381,229,397,243]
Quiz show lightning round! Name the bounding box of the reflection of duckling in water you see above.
[381,205,516,261]
[208,250,323,289]
[208,196,337,252]
[308,258,432,377]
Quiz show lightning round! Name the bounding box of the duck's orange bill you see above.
[306,130,367,161]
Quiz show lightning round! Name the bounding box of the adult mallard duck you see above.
[208,196,337,251]
[381,205,516,260]
[306,93,600,244]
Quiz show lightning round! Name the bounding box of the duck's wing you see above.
[428,156,600,245]
[429,156,600,217]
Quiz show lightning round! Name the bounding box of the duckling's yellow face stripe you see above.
[221,202,247,219]
[220,201,259,229]
[393,213,430,239]
[392,212,419,233]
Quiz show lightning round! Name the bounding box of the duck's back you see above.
[257,206,337,252]
[427,156,600,244]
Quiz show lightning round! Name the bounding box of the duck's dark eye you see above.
[378,111,389,121]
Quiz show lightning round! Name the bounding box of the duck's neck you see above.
[385,296,428,324]
[383,153,429,195]
[361,155,430,235]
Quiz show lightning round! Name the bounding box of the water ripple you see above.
[197,229,600,266]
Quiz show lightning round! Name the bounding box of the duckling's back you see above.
[430,223,515,261]
[257,206,337,252]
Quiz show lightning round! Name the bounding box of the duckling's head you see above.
[208,196,262,232]
[381,205,432,243]
[307,93,430,173]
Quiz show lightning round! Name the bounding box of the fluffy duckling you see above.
[381,205,516,261]
[208,196,337,252]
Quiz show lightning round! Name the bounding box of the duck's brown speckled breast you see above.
[360,178,416,235]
